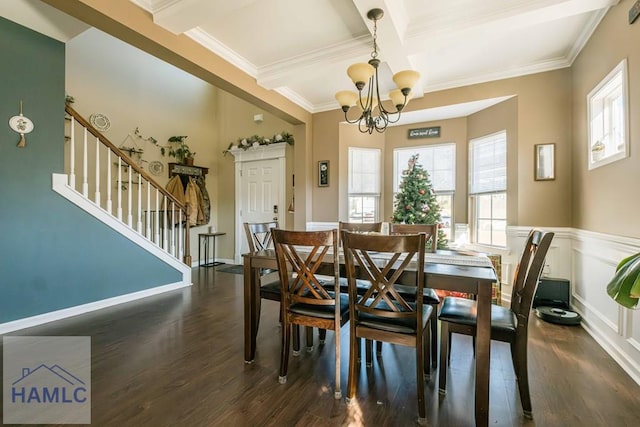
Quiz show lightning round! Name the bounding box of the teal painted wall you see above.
[0,18,182,324]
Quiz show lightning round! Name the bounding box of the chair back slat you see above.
[389,223,438,253]
[244,221,278,252]
[343,231,426,322]
[338,221,382,244]
[272,229,340,308]
[510,230,554,322]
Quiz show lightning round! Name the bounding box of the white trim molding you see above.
[506,225,640,385]
[0,281,188,334]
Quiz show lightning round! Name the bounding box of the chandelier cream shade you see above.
[335,8,420,134]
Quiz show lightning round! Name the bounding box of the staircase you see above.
[57,104,192,267]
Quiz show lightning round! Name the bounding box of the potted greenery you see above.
[607,252,640,309]
[167,135,195,165]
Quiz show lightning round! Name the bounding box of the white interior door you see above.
[230,144,287,263]
[238,158,281,257]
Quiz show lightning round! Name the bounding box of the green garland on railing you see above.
[223,131,294,155]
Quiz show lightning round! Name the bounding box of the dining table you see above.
[242,248,497,427]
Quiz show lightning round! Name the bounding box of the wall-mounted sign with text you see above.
[408,126,441,139]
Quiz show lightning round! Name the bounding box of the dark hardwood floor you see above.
[2,267,640,426]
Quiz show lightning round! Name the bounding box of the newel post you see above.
[184,202,192,265]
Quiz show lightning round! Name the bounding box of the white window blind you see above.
[393,143,455,193]
[469,131,506,194]
[349,148,380,194]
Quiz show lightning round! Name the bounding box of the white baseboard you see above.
[0,281,190,335]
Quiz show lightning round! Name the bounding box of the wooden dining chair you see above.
[244,222,306,354]
[272,228,349,399]
[342,231,433,425]
[438,229,554,419]
[338,221,382,241]
[315,222,383,349]
[389,223,440,369]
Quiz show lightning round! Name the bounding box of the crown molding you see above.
[257,35,370,89]
[424,56,572,94]
[274,87,314,113]
[185,27,257,77]
[566,7,609,65]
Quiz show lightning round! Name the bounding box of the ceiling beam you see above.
[151,0,259,34]
[350,0,424,96]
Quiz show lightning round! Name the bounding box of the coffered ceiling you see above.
[130,0,618,114]
[0,0,619,120]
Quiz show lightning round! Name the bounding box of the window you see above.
[393,144,455,239]
[469,131,506,246]
[348,147,381,223]
[587,58,629,170]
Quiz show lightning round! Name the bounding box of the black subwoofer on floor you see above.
[533,277,582,326]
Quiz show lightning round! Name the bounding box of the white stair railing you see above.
[64,105,191,265]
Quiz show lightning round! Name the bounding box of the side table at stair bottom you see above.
[198,232,226,267]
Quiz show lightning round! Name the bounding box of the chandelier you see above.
[335,8,420,134]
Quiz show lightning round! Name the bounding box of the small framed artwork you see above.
[318,160,329,187]
[534,143,555,181]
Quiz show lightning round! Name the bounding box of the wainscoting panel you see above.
[505,227,572,286]
[572,245,620,333]
[507,226,640,385]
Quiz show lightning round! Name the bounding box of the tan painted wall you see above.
[311,70,572,228]
[46,0,317,260]
[43,0,309,125]
[66,28,220,261]
[572,0,640,238]
[215,91,294,258]
[67,28,296,261]
[311,109,343,221]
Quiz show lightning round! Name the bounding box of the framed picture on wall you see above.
[318,160,329,187]
[534,143,555,181]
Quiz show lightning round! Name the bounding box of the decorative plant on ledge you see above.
[167,135,195,165]
[223,131,294,155]
[607,252,640,309]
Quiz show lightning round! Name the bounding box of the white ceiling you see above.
[1,0,618,124]
[130,0,618,115]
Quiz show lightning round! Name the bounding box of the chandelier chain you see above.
[335,8,420,134]
[371,18,379,59]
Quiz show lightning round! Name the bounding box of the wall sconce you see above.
[253,114,263,123]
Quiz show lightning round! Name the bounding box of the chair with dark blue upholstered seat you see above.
[438,229,554,420]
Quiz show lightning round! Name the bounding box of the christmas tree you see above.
[392,154,448,248]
